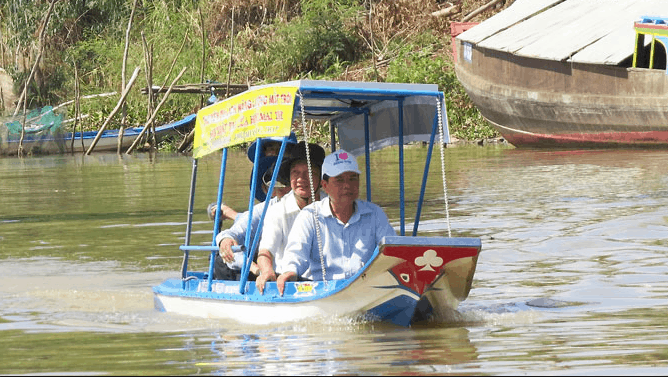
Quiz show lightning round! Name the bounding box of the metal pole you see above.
[181,158,198,289]
[398,98,405,236]
[413,104,439,236]
[207,149,228,291]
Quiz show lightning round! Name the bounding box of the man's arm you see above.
[254,248,277,294]
[278,208,316,280]
[374,203,397,243]
[215,210,251,247]
[255,202,285,294]
[215,203,264,269]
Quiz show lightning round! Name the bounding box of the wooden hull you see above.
[0,114,195,155]
[153,237,481,327]
[454,40,668,148]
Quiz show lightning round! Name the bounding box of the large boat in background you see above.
[454,0,668,148]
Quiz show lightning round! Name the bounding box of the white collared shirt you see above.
[215,196,281,270]
[258,190,302,273]
[279,197,397,280]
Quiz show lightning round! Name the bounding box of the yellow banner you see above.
[193,86,298,158]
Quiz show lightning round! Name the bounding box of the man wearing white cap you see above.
[276,149,396,294]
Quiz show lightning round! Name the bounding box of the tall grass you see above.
[0,0,499,144]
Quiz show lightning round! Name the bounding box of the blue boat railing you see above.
[179,244,246,291]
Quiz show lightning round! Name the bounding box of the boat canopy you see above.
[186,80,452,293]
[193,80,448,158]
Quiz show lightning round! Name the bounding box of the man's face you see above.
[322,171,360,207]
[289,160,321,199]
[263,142,281,157]
[273,186,291,198]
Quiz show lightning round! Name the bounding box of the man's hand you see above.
[218,237,237,264]
[255,269,277,295]
[209,203,238,221]
[277,271,297,296]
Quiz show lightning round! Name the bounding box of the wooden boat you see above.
[454,0,668,149]
[0,107,195,155]
[152,80,482,327]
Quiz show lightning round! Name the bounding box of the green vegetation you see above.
[0,0,500,151]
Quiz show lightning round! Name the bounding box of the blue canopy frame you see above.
[178,80,450,293]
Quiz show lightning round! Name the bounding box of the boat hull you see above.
[0,114,195,155]
[454,41,668,148]
[153,236,481,327]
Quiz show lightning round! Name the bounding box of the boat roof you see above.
[193,80,447,158]
[457,0,668,65]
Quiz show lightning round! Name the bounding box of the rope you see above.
[436,97,452,237]
[298,90,326,282]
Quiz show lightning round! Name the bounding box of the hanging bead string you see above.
[298,90,326,282]
[436,96,452,237]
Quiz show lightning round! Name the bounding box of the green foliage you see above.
[266,0,362,79]
[3,0,45,49]
[0,0,495,149]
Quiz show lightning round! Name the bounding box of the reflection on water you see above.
[1,147,668,374]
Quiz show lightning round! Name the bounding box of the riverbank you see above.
[0,0,507,151]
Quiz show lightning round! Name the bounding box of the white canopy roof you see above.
[251,80,449,157]
[457,0,668,64]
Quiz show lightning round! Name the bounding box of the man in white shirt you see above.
[213,155,291,280]
[276,149,396,295]
[254,141,326,293]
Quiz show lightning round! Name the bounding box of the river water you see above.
[1,145,667,375]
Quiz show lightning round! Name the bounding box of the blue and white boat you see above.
[152,80,482,327]
[1,108,196,155]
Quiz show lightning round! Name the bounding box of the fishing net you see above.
[0,106,67,155]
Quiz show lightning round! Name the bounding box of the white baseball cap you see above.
[322,149,361,178]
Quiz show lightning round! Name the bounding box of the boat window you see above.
[634,42,667,71]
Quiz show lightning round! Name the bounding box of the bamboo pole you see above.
[52,92,117,112]
[70,60,81,153]
[142,32,154,122]
[76,74,84,153]
[177,5,208,154]
[85,66,141,155]
[141,32,155,150]
[118,0,140,154]
[149,43,156,149]
[177,125,195,153]
[13,0,56,117]
[125,66,187,155]
[432,3,460,18]
[0,28,5,69]
[146,31,189,152]
[17,81,27,157]
[462,0,503,22]
[198,5,206,109]
[160,30,188,91]
[225,6,235,98]
[368,0,378,82]
[142,83,247,95]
